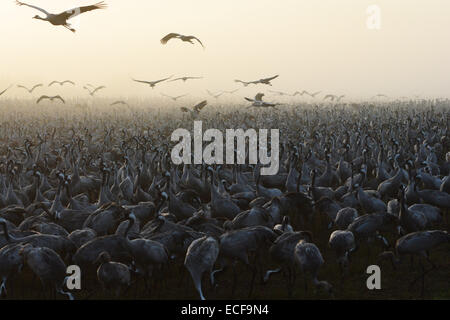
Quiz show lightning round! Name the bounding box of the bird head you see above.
[33,15,43,20]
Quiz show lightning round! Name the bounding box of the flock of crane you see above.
[0,96,448,300]
[0,75,346,114]
[1,0,448,301]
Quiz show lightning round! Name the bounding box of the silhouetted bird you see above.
[161,33,204,48]
[36,95,65,104]
[16,1,107,33]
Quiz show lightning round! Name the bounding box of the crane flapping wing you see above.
[83,86,93,94]
[189,36,204,48]
[132,79,151,85]
[59,1,107,20]
[31,84,43,91]
[193,100,207,112]
[0,86,12,96]
[53,95,65,103]
[111,100,128,106]
[16,1,50,15]
[261,75,279,82]
[36,95,50,104]
[92,86,106,95]
[161,33,181,45]
[17,85,29,91]
[154,76,173,84]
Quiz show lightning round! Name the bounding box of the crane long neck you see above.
[0,221,24,243]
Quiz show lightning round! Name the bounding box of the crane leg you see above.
[63,24,76,33]
[248,264,257,298]
[231,263,237,297]
[287,268,294,298]
[410,255,415,271]
[303,274,308,294]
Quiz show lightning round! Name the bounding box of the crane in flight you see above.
[15,1,107,33]
[161,33,204,48]
[308,91,322,98]
[324,94,344,102]
[36,95,65,104]
[83,85,105,96]
[234,79,254,87]
[17,84,43,93]
[268,90,291,96]
[0,86,12,97]
[161,93,188,101]
[180,100,208,118]
[110,101,130,107]
[206,90,224,99]
[221,89,239,95]
[372,94,388,99]
[336,95,345,102]
[235,75,279,87]
[169,76,203,83]
[48,80,75,87]
[292,90,308,96]
[257,75,279,86]
[132,76,173,89]
[245,93,279,109]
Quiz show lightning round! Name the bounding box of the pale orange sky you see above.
[1,0,450,99]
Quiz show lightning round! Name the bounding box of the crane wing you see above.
[60,1,107,20]
[190,36,205,48]
[92,86,106,94]
[62,80,75,86]
[262,75,279,82]
[31,84,43,92]
[161,33,181,44]
[193,100,207,112]
[154,76,173,84]
[16,1,49,16]
[36,95,49,104]
[111,100,128,106]
[48,81,59,87]
[17,85,30,91]
[83,86,94,94]
[132,79,152,85]
[54,95,65,103]
[0,86,11,96]
[245,97,255,102]
[180,107,190,113]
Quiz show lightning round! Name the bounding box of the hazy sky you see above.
[1,0,450,99]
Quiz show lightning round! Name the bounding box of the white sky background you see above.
[1,0,449,99]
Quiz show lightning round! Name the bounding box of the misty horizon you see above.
[1,0,450,100]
